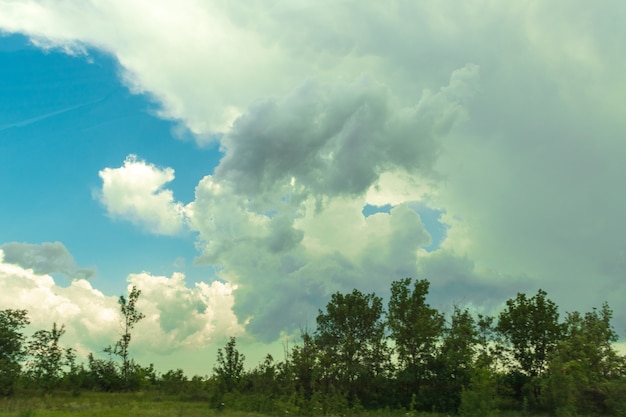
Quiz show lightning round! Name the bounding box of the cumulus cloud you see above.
[126,271,242,353]
[0,249,121,356]
[178,67,479,340]
[0,241,95,280]
[97,154,187,235]
[217,67,477,200]
[189,186,435,339]
[2,0,626,345]
[0,249,241,374]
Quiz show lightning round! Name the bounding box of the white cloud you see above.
[0,0,308,138]
[180,67,478,340]
[0,249,119,356]
[2,0,626,345]
[126,271,243,353]
[97,154,187,235]
[0,250,242,375]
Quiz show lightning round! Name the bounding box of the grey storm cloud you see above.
[189,68,478,341]
[0,242,95,280]
[3,0,626,356]
[193,201,434,341]
[217,66,478,202]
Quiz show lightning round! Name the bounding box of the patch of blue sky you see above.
[361,203,393,217]
[0,34,222,294]
[409,202,449,252]
[362,202,448,252]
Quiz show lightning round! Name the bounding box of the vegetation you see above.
[104,285,146,389]
[1,279,625,416]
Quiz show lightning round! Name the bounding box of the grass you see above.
[0,392,549,417]
[0,391,258,417]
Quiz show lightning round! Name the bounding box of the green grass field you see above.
[0,391,544,417]
[0,392,260,417]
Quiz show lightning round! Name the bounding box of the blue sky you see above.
[0,34,223,292]
[1,1,625,374]
[0,33,449,292]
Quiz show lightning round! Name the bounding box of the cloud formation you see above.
[0,241,95,280]
[181,66,478,339]
[2,0,626,346]
[0,249,241,374]
[97,155,187,235]
[217,67,477,200]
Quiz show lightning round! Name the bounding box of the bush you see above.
[459,367,497,417]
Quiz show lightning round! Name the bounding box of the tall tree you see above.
[387,278,444,406]
[496,289,562,379]
[26,322,72,391]
[496,289,562,406]
[314,288,389,406]
[431,307,478,412]
[290,329,318,403]
[213,336,245,394]
[105,285,145,385]
[475,314,500,369]
[546,303,626,415]
[0,309,29,396]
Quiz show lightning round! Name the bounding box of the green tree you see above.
[0,309,29,396]
[496,289,562,379]
[430,307,478,412]
[459,367,498,417]
[387,278,444,407]
[105,285,145,386]
[496,289,562,408]
[314,288,389,407]
[26,322,72,391]
[545,303,626,415]
[159,368,188,395]
[475,314,501,368]
[87,352,122,391]
[289,329,318,405]
[213,336,245,394]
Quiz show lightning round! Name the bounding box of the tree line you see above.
[1,279,626,416]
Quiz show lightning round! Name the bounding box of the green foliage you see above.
[496,289,562,379]
[86,353,123,392]
[289,329,318,404]
[26,322,71,392]
[544,303,626,416]
[314,288,389,407]
[387,278,444,408]
[430,307,478,413]
[496,289,562,409]
[459,367,497,417]
[104,285,145,389]
[213,336,245,395]
[0,309,29,396]
[3,279,626,416]
[160,369,188,395]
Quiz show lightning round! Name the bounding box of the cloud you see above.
[0,249,241,374]
[2,0,626,346]
[126,271,242,353]
[189,186,435,339]
[0,249,120,356]
[97,154,187,235]
[0,0,305,138]
[177,67,478,340]
[0,241,95,280]
[217,67,478,200]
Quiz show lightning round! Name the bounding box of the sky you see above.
[1,0,626,376]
